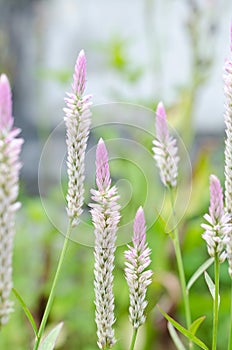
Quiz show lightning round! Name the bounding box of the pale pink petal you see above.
[0,74,13,130]
[96,138,111,192]
[72,49,86,96]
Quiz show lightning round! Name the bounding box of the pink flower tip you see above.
[209,175,222,199]
[230,23,232,52]
[96,138,111,191]
[0,74,9,84]
[133,206,146,246]
[156,101,166,119]
[209,174,224,221]
[156,101,168,142]
[0,74,13,130]
[72,49,86,96]
[210,174,219,183]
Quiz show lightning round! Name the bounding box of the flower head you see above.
[201,175,230,263]
[0,74,23,325]
[90,139,120,349]
[124,207,152,329]
[152,102,179,188]
[64,50,92,226]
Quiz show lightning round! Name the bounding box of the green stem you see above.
[168,188,191,330]
[33,220,73,350]
[172,229,191,329]
[212,254,219,350]
[228,279,232,350]
[129,328,138,350]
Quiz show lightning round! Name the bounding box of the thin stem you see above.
[33,220,73,350]
[228,279,232,350]
[172,230,191,329]
[129,328,138,350]
[212,254,220,350]
[168,188,191,329]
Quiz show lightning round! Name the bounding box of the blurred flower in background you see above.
[0,0,231,193]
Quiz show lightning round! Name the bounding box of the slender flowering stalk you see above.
[152,102,191,332]
[224,26,232,350]
[152,102,179,188]
[201,175,231,350]
[90,139,120,349]
[124,207,152,340]
[224,26,232,278]
[34,51,91,349]
[0,74,23,326]
[64,49,92,227]
[225,26,232,215]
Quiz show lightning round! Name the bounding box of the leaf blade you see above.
[204,271,220,305]
[39,322,63,350]
[12,287,38,337]
[168,322,187,350]
[187,258,214,292]
[157,305,209,350]
[189,316,206,336]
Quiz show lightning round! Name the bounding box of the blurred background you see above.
[0,0,232,349]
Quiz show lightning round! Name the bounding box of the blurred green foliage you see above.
[0,127,230,350]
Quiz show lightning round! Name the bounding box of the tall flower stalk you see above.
[124,207,152,350]
[34,50,91,349]
[152,101,179,188]
[152,102,191,334]
[90,139,120,349]
[64,49,92,227]
[224,24,232,350]
[201,175,230,350]
[0,74,23,326]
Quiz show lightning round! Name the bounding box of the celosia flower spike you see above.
[64,49,92,227]
[124,207,152,329]
[152,102,179,188]
[90,139,120,349]
[201,175,231,263]
[224,25,232,277]
[0,74,23,325]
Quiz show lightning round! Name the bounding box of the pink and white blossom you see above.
[90,139,120,349]
[201,175,231,263]
[152,102,179,188]
[64,50,92,227]
[0,74,23,325]
[124,207,152,329]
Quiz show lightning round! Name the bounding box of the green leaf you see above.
[168,322,187,350]
[12,288,38,336]
[157,305,209,350]
[189,316,206,336]
[204,272,220,305]
[39,322,63,350]
[187,258,214,292]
